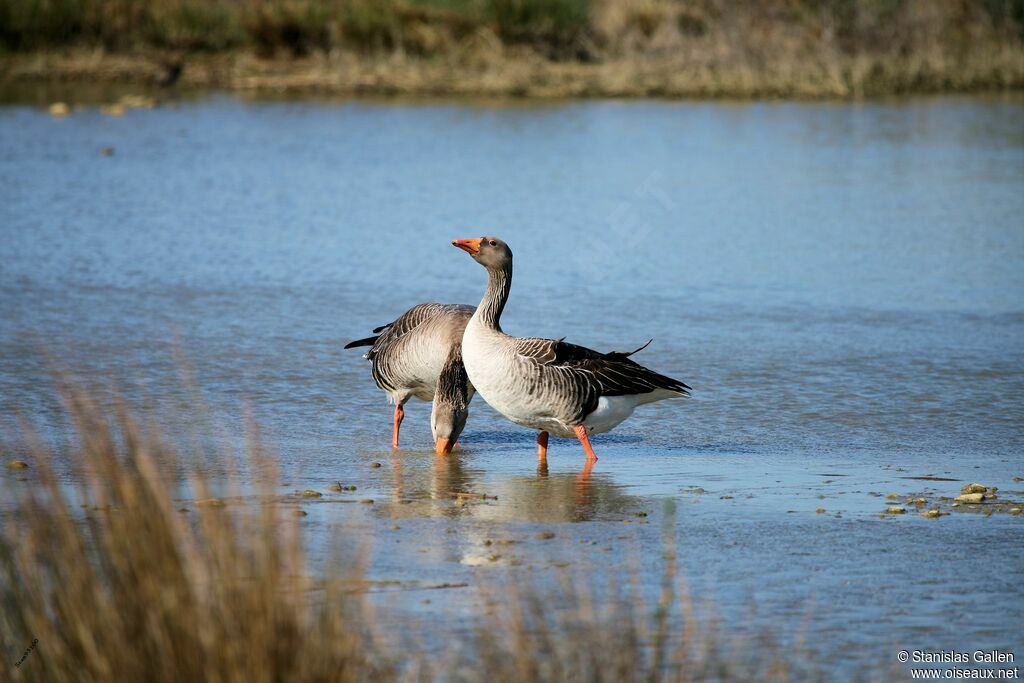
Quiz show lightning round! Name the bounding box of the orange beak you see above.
[452,238,482,256]
[435,438,454,455]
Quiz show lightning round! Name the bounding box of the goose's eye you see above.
[488,239,497,246]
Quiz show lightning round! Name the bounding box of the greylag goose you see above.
[345,303,475,454]
[452,237,690,464]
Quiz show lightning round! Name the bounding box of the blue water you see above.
[2,94,1023,677]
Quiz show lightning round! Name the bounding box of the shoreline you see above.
[4,48,1024,101]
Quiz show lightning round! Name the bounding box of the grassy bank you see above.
[1,0,1023,98]
[1,388,808,682]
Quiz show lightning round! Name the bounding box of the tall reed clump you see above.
[1,385,808,682]
[0,390,385,683]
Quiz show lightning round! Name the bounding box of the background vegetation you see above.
[1,2,1023,99]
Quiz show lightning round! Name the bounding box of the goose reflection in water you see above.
[380,448,634,523]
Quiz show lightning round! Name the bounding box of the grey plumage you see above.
[456,237,690,441]
[346,303,476,448]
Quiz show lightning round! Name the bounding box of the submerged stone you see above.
[954,493,985,503]
[6,460,29,470]
[885,506,906,514]
[301,490,322,498]
[961,483,987,494]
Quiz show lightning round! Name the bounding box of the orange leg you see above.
[392,404,404,449]
[536,431,550,476]
[573,424,598,463]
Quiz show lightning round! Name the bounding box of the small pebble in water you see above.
[196,498,225,508]
[885,506,906,514]
[100,147,115,156]
[301,490,322,498]
[961,483,987,494]
[885,493,901,500]
[49,102,70,117]
[101,103,126,117]
[1013,476,1022,482]
[6,460,29,469]
[293,510,307,517]
[536,531,556,540]
[370,462,382,468]
[922,509,942,518]
[359,498,374,504]
[1009,508,1022,516]
[816,508,826,514]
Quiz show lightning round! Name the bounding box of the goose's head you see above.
[432,400,468,455]
[452,236,513,272]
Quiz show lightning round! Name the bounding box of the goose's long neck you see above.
[476,264,512,332]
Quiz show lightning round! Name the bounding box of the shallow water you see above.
[2,92,1023,676]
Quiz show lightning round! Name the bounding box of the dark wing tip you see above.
[372,323,392,334]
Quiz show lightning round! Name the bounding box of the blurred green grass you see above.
[2,1,1022,96]
[1,0,1020,58]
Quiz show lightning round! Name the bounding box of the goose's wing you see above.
[514,337,690,397]
[348,303,473,358]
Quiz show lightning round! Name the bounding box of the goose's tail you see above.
[344,335,379,350]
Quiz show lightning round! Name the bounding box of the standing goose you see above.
[452,237,690,464]
[345,303,475,455]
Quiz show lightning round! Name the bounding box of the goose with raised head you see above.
[452,237,690,464]
[345,303,475,454]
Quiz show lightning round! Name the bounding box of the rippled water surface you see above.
[2,93,1023,675]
